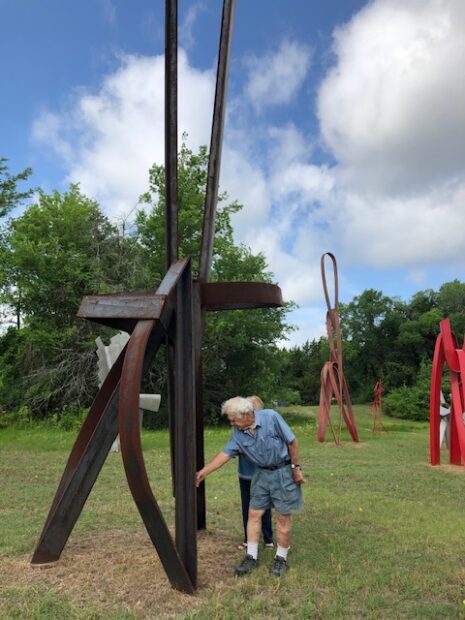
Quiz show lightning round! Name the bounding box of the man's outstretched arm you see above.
[195,451,231,487]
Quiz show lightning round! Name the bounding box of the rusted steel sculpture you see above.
[430,318,465,466]
[370,378,385,433]
[31,0,283,593]
[317,253,359,444]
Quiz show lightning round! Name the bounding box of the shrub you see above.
[383,385,429,421]
[383,358,432,421]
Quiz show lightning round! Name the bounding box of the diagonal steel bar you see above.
[31,347,127,563]
[199,0,236,282]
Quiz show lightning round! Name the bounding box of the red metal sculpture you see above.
[31,0,283,593]
[430,318,465,466]
[370,378,385,433]
[317,253,359,444]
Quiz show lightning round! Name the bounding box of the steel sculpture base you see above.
[31,260,197,592]
[430,318,465,467]
[317,253,359,444]
[31,259,283,592]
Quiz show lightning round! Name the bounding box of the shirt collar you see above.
[239,411,262,433]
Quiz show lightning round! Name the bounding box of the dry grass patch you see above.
[426,463,465,475]
[0,527,240,618]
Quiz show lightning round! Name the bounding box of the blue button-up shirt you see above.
[223,409,295,469]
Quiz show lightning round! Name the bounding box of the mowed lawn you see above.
[1,405,465,619]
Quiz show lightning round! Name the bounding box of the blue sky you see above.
[2,0,465,345]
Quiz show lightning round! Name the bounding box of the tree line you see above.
[0,150,462,426]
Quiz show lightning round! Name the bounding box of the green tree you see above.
[2,185,122,329]
[0,159,34,329]
[339,289,399,400]
[137,143,293,420]
[0,185,129,417]
[0,158,33,218]
[437,280,465,336]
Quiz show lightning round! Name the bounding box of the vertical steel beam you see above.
[193,285,206,529]
[165,0,179,270]
[165,0,179,500]
[174,260,197,586]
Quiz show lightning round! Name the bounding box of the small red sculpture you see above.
[317,253,359,444]
[430,318,465,466]
[370,379,385,433]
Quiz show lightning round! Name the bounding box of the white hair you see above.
[221,396,253,419]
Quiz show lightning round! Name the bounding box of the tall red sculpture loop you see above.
[317,253,359,444]
[430,318,465,466]
[370,378,385,433]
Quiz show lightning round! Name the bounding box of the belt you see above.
[258,459,291,471]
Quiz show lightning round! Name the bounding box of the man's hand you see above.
[195,469,206,487]
[292,467,306,485]
[194,451,231,487]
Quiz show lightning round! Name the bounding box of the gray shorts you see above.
[250,466,304,514]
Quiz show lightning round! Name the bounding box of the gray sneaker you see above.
[270,555,288,577]
[234,554,258,577]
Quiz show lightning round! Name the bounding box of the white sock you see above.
[247,542,258,559]
[276,546,289,560]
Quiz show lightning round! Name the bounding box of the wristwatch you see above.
[291,464,301,469]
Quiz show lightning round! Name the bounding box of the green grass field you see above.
[1,405,465,619]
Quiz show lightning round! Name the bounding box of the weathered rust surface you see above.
[370,379,385,433]
[165,0,179,271]
[201,281,282,310]
[317,253,359,444]
[78,295,166,320]
[173,262,197,585]
[119,317,194,593]
[32,260,196,595]
[199,0,236,284]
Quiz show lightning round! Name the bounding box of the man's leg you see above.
[247,507,265,553]
[276,512,292,548]
[234,507,264,576]
[271,512,292,577]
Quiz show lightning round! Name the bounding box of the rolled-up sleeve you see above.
[223,433,242,458]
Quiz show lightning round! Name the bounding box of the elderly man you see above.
[195,396,305,577]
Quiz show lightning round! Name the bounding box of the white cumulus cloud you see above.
[318,0,465,194]
[32,51,215,219]
[313,0,465,271]
[244,39,311,113]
